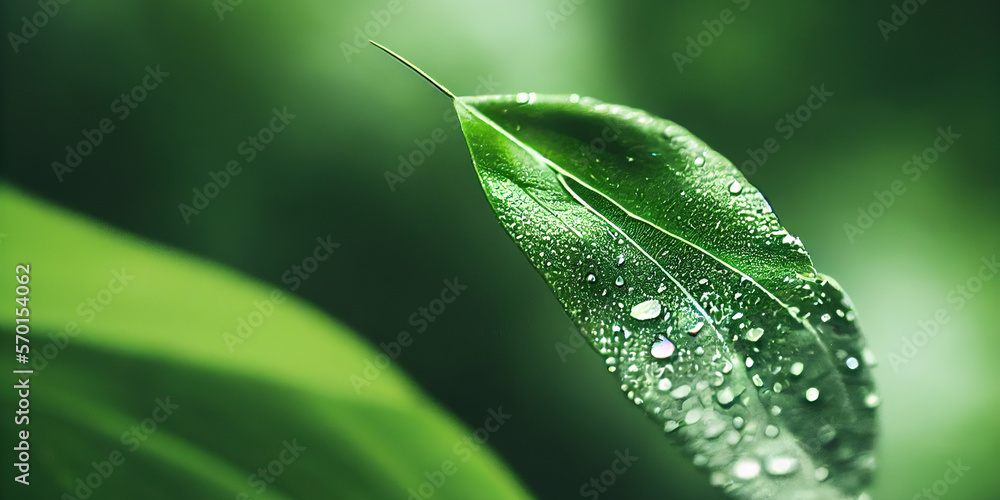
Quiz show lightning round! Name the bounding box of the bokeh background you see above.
[2,0,999,498]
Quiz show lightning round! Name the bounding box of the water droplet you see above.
[732,312,744,320]
[821,313,832,322]
[651,335,675,359]
[657,378,672,391]
[745,357,754,368]
[765,425,779,438]
[630,299,662,320]
[864,393,881,408]
[585,272,597,282]
[733,416,745,429]
[765,456,799,476]
[733,458,761,480]
[670,385,691,398]
[721,431,739,448]
[846,357,859,370]
[814,466,829,481]
[688,321,705,335]
[616,254,625,266]
[657,283,667,293]
[664,420,680,432]
[752,374,763,387]
[710,472,727,487]
[773,382,783,393]
[515,92,529,104]
[717,387,735,405]
[615,276,625,287]
[770,406,782,416]
[746,327,764,342]
[569,93,580,103]
[790,362,804,376]
[705,419,726,439]
[722,360,733,373]
[862,348,877,366]
[694,156,705,167]
[685,408,702,424]
[806,387,820,402]
[728,181,742,194]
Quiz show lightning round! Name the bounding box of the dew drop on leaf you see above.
[670,385,692,399]
[765,456,800,476]
[717,386,735,405]
[815,467,829,481]
[865,393,881,408]
[733,458,761,480]
[806,387,820,402]
[685,408,702,424]
[650,334,675,359]
[630,299,662,320]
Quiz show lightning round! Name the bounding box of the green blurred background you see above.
[2,0,999,498]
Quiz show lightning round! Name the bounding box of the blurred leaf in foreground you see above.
[0,184,533,500]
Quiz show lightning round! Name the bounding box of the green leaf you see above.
[452,94,879,500]
[0,184,533,500]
